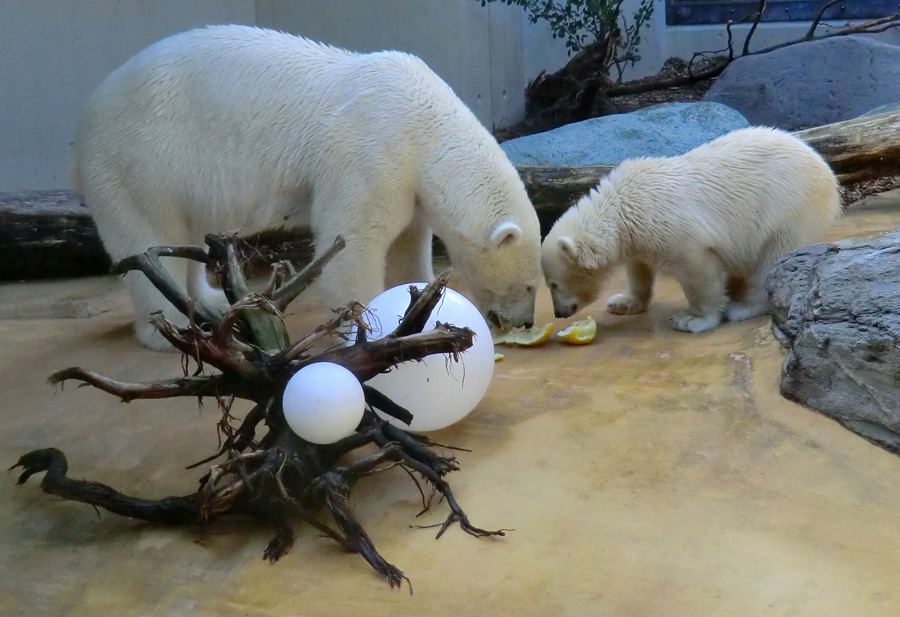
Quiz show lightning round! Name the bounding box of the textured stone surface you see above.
[704,36,900,130]
[500,102,748,166]
[767,229,900,452]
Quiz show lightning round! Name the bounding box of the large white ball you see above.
[282,362,365,444]
[355,283,495,432]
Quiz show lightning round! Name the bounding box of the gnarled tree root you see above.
[13,236,505,590]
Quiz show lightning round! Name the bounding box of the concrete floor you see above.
[3,204,900,617]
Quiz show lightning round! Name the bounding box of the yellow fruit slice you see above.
[492,323,555,347]
[494,353,505,362]
[557,316,597,345]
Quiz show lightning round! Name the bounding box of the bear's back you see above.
[677,127,840,235]
[600,127,839,268]
[72,25,470,228]
[78,25,451,148]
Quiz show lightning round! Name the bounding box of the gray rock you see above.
[704,36,900,130]
[500,102,748,167]
[766,230,900,453]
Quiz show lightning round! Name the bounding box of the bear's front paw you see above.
[670,310,722,333]
[606,293,649,315]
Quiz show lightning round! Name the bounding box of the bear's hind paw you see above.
[606,293,649,316]
[670,310,721,333]
[724,302,767,323]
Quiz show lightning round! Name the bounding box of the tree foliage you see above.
[480,0,654,81]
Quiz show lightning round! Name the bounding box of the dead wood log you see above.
[794,109,900,185]
[0,190,110,279]
[13,238,504,589]
[516,108,900,213]
[515,164,617,231]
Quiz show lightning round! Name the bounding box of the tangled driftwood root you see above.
[11,234,505,591]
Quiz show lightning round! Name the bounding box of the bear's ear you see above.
[559,235,602,269]
[490,221,522,249]
[558,236,579,262]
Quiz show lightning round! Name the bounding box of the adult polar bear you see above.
[542,127,841,333]
[74,25,541,350]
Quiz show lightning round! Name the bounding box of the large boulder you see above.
[500,102,748,167]
[766,230,900,453]
[704,36,900,130]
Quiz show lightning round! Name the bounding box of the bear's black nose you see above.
[554,310,564,318]
[523,320,534,329]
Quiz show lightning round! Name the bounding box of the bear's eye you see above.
[526,285,535,294]
[549,282,558,291]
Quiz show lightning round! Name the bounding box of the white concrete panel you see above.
[0,0,255,191]
[255,0,527,130]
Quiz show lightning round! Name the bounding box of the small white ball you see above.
[282,362,365,444]
[353,283,495,432]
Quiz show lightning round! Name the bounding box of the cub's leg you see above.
[724,270,769,323]
[606,260,655,315]
[385,209,435,288]
[670,250,728,333]
[724,228,806,323]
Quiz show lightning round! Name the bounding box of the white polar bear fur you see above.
[542,126,841,333]
[73,25,541,349]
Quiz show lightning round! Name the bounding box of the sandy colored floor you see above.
[3,204,900,617]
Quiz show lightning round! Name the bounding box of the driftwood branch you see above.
[113,247,220,327]
[16,239,498,589]
[48,367,249,402]
[272,235,347,311]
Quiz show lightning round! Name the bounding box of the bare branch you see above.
[48,367,247,402]
[742,0,768,56]
[150,315,262,379]
[608,10,900,99]
[805,0,843,40]
[113,246,220,327]
[306,322,475,384]
[390,270,454,339]
[281,302,365,362]
[272,235,346,311]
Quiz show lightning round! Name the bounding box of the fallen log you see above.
[515,164,617,233]
[794,109,900,185]
[0,191,314,280]
[516,109,900,212]
[0,191,110,279]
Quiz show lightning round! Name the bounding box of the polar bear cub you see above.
[542,127,841,333]
[73,25,541,350]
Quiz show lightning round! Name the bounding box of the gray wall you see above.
[255,0,528,131]
[1,0,256,192]
[1,0,533,192]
